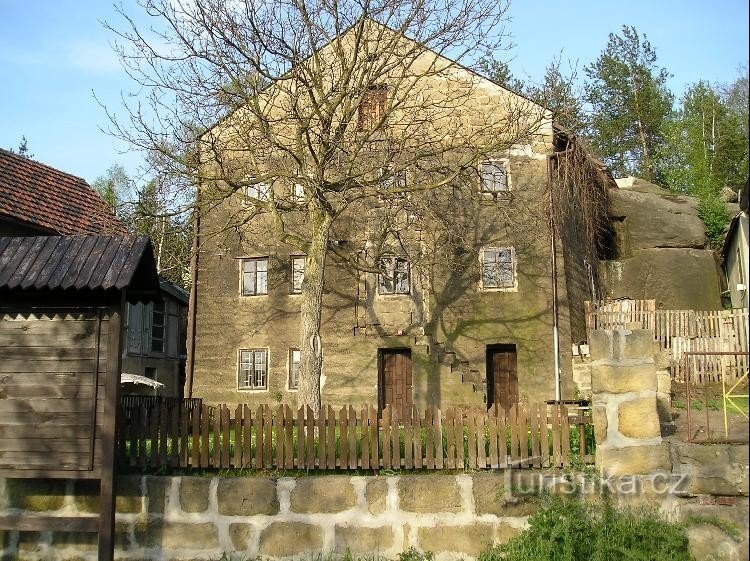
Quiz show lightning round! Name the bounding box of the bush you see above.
[697,194,730,249]
[478,495,692,561]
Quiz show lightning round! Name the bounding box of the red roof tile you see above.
[0,148,128,235]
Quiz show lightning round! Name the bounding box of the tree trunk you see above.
[297,206,333,415]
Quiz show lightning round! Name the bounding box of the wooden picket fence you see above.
[585,300,749,383]
[117,402,592,471]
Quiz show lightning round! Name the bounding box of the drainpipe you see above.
[547,154,562,402]
[185,210,200,399]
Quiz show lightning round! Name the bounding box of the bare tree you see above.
[105,0,548,413]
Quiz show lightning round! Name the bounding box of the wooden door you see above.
[487,345,518,411]
[379,349,413,419]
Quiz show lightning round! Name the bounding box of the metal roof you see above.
[0,236,160,297]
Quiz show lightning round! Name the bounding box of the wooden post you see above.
[99,299,123,561]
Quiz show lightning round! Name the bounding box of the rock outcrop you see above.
[601,178,723,310]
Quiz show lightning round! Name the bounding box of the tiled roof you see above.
[0,148,128,235]
[0,236,159,299]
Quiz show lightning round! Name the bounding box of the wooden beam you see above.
[98,298,122,561]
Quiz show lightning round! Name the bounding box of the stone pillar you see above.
[590,329,671,477]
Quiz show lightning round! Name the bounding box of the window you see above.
[479,160,509,193]
[358,85,387,130]
[481,247,516,289]
[150,301,165,352]
[380,167,407,195]
[291,256,305,293]
[292,183,305,203]
[245,181,271,201]
[238,349,268,390]
[241,258,268,296]
[289,348,301,389]
[378,257,410,294]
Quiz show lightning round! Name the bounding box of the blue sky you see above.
[1,0,748,184]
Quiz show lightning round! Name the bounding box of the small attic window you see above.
[358,85,387,130]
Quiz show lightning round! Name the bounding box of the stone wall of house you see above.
[192,146,580,410]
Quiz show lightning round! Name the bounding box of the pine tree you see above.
[584,26,673,181]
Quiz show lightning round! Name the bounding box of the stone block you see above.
[618,397,661,439]
[593,405,608,444]
[137,520,219,550]
[688,524,745,561]
[334,526,394,554]
[17,532,45,552]
[217,478,278,516]
[589,330,613,361]
[7,479,66,511]
[366,478,388,515]
[229,523,256,551]
[145,476,169,513]
[116,476,144,514]
[417,524,495,556]
[656,371,671,394]
[597,444,671,476]
[398,476,462,513]
[472,473,540,516]
[673,443,749,496]
[179,477,211,513]
[620,330,656,360]
[290,476,356,513]
[258,522,323,558]
[591,364,657,394]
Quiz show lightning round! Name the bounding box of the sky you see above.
[1,0,748,185]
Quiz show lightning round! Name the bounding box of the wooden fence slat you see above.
[327,405,336,470]
[381,406,391,469]
[275,405,284,469]
[284,405,293,470]
[243,405,252,468]
[518,406,528,468]
[304,406,314,470]
[200,405,209,468]
[551,405,561,468]
[476,410,486,469]
[255,406,264,469]
[317,405,326,469]
[348,405,357,470]
[413,408,423,470]
[497,408,507,468]
[560,405,570,467]
[435,408,444,470]
[221,405,230,468]
[170,402,180,468]
[488,405,498,469]
[445,408,456,469]
[509,405,519,467]
[369,406,379,469]
[360,405,370,470]
[530,403,541,469]
[466,411,477,470]
[403,407,413,470]
[425,407,435,470]
[296,406,305,469]
[391,406,400,470]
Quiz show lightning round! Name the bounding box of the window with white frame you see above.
[292,183,305,203]
[241,258,268,296]
[150,301,165,353]
[481,247,516,289]
[479,160,509,193]
[381,167,407,193]
[245,180,271,201]
[291,256,305,293]
[238,349,268,390]
[378,256,410,294]
[289,348,301,389]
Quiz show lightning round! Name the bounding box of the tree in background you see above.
[93,165,192,288]
[8,136,34,159]
[584,25,673,182]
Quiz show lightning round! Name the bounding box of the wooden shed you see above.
[0,235,160,559]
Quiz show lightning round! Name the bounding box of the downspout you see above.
[185,210,200,399]
[547,153,562,402]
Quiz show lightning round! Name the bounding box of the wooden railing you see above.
[585,300,749,382]
[116,402,593,471]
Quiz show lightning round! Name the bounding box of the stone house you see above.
[188,23,611,412]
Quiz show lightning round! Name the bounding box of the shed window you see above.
[479,160,509,192]
[292,183,305,203]
[379,257,410,294]
[241,258,268,296]
[238,349,268,390]
[245,181,270,201]
[150,301,165,353]
[481,247,515,289]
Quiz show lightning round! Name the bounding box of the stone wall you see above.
[0,473,538,561]
[591,328,749,561]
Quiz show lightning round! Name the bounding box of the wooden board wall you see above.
[0,310,108,475]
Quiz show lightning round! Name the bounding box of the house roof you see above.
[0,148,128,235]
[0,235,160,301]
